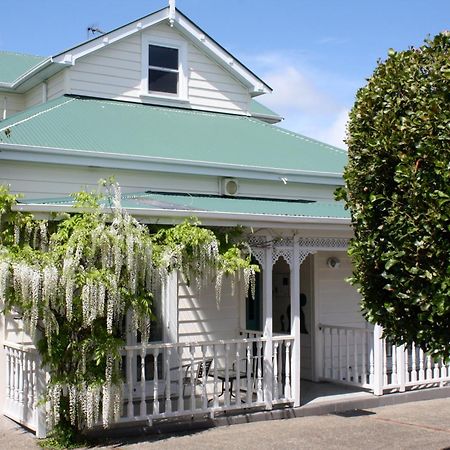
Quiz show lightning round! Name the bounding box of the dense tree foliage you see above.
[337,32,450,357]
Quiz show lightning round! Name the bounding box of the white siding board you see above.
[1,93,25,118]
[178,277,240,343]
[24,84,42,108]
[47,71,66,100]
[317,252,365,328]
[67,22,251,114]
[0,161,218,199]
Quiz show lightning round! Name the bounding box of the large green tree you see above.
[337,32,450,358]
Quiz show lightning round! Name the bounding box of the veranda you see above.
[3,235,450,437]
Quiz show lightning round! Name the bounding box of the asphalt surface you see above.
[2,397,450,449]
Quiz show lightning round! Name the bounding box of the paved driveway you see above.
[2,397,450,449]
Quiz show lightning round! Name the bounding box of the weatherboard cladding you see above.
[0,95,347,175]
[0,52,46,85]
[20,192,348,219]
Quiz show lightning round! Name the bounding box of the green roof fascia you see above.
[0,96,347,183]
[18,192,350,223]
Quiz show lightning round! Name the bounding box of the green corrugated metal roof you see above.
[249,100,282,120]
[0,95,347,176]
[21,192,349,219]
[0,51,47,84]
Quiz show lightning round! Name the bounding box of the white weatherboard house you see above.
[0,3,449,438]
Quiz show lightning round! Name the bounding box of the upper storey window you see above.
[141,36,188,102]
[148,44,179,94]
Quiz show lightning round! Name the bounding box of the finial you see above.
[169,0,176,27]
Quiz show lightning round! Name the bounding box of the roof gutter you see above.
[0,142,344,186]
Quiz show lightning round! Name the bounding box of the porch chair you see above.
[180,358,214,397]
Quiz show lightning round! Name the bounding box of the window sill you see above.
[140,93,189,105]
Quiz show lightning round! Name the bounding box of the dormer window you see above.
[148,44,179,94]
[141,36,188,102]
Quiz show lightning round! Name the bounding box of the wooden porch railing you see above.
[319,324,450,394]
[4,335,295,437]
[3,342,47,438]
[120,334,295,423]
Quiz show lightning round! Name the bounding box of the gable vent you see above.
[221,178,239,196]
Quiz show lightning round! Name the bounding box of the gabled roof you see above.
[16,191,350,226]
[51,7,271,97]
[0,95,347,184]
[1,7,271,96]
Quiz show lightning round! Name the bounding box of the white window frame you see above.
[141,34,188,102]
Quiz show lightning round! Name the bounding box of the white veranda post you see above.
[290,237,301,407]
[262,244,273,408]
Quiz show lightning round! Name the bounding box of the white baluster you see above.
[201,345,208,411]
[337,329,342,381]
[235,343,241,407]
[213,344,219,409]
[426,355,433,380]
[397,345,406,392]
[277,340,283,395]
[165,348,172,414]
[152,349,159,415]
[127,349,133,418]
[353,330,359,384]
[224,343,230,407]
[345,329,350,382]
[140,348,146,417]
[14,350,19,402]
[189,345,196,411]
[273,342,279,400]
[246,342,252,404]
[256,340,263,403]
[362,331,367,385]
[411,343,417,382]
[433,359,440,381]
[177,347,184,412]
[330,329,335,380]
[284,341,291,400]
[6,347,11,400]
[391,344,397,385]
[418,348,425,381]
[22,352,30,410]
[440,358,447,386]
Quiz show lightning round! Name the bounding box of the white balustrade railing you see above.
[4,342,46,437]
[319,324,373,388]
[319,324,450,394]
[120,335,295,423]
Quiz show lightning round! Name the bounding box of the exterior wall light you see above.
[327,257,340,269]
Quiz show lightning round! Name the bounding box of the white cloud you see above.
[316,108,349,149]
[249,52,353,149]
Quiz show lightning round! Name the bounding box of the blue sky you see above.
[1,0,448,148]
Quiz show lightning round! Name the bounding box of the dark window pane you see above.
[149,69,178,94]
[149,45,178,70]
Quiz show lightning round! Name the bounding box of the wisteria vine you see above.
[0,183,257,435]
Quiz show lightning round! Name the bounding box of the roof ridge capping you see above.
[51,6,271,97]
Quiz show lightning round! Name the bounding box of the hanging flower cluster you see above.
[0,182,258,437]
